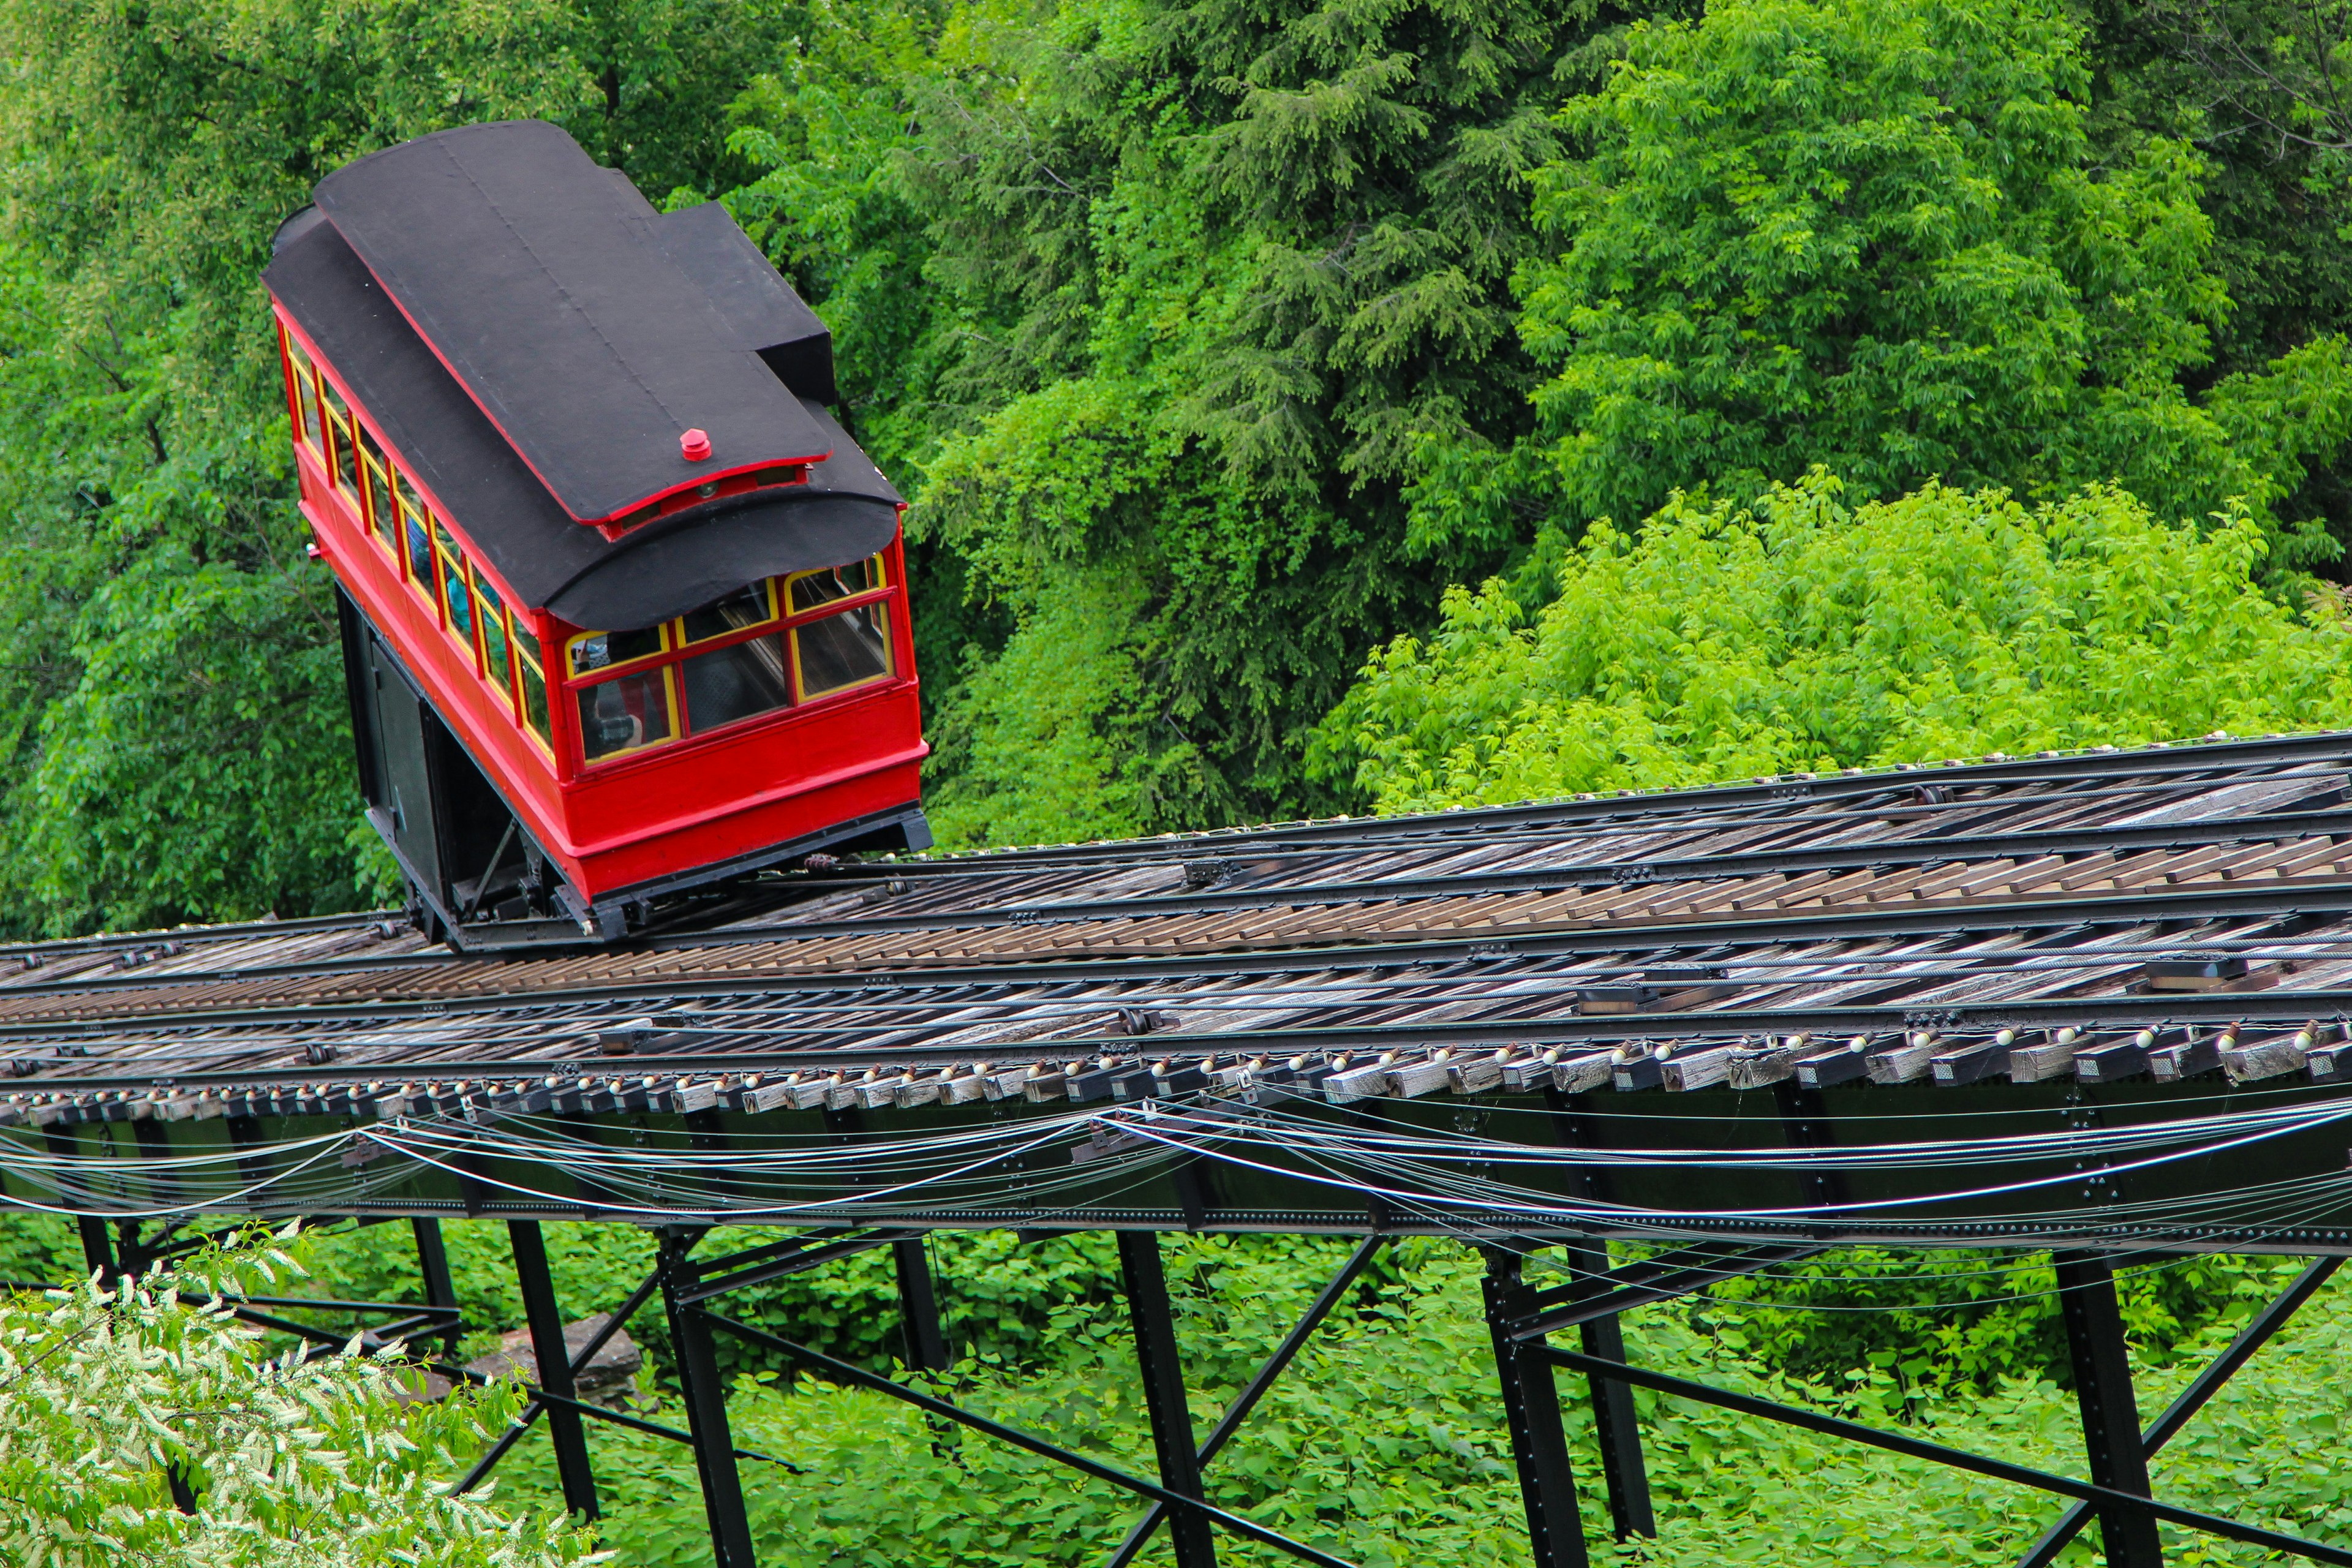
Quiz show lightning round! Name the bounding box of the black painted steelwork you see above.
[2017,1255,2345,1567]
[508,1219,600,1520]
[1101,1234,1387,1568]
[1538,1332,2352,1565]
[660,1231,758,1568]
[413,1217,463,1357]
[699,1306,1355,1566]
[1118,1229,1216,1567]
[20,1204,2352,1567]
[1564,1240,1653,1542]
[1482,1248,1589,1568]
[18,741,2352,1567]
[2053,1252,2160,1568]
[892,1235,951,1373]
[454,1265,665,1494]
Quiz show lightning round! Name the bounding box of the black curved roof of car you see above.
[309,119,832,522]
[263,122,900,631]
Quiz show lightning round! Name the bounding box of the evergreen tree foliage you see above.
[1405,0,2352,573]
[0,0,2348,916]
[857,0,1632,840]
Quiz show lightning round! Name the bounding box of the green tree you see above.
[0,1235,593,1567]
[726,0,1654,844]
[1408,0,2352,574]
[1318,473,2352,812]
[0,0,594,932]
[0,0,816,934]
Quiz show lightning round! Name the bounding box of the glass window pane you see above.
[363,458,394,548]
[320,382,360,494]
[475,569,513,695]
[519,658,550,742]
[434,522,475,654]
[682,633,793,733]
[402,507,434,598]
[680,582,774,644]
[787,556,883,614]
[287,344,322,448]
[794,603,891,698]
[576,669,675,761]
[567,626,665,677]
[513,626,551,744]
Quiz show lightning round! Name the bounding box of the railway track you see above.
[7,731,2352,1120]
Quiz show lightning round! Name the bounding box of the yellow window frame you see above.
[284,336,323,452]
[575,664,680,764]
[564,624,672,680]
[782,555,889,618]
[675,578,780,646]
[358,434,394,552]
[472,563,516,706]
[432,521,479,671]
[788,598,894,704]
[394,473,435,606]
[513,622,552,752]
[318,378,361,499]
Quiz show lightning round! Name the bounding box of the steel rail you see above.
[730,764,2348,900]
[1539,1343,2352,1566]
[0,910,396,967]
[488,805,2352,951]
[28,932,2344,1080]
[0,767,2345,1006]
[8,876,2352,1062]
[0,734,2334,987]
[886,733,2352,867]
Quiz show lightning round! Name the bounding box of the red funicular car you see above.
[265,119,930,949]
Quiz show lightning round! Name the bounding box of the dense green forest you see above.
[5,1,2352,1561]
[0,0,2347,933]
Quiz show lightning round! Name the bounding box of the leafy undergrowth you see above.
[466,1238,2352,1567]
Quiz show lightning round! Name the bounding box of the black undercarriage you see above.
[337,588,929,951]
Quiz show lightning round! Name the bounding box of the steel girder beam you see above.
[2052,1252,2160,1567]
[698,1309,1357,1567]
[2017,1254,2345,1567]
[893,1236,951,1373]
[434,1352,793,1465]
[1100,1235,1389,1568]
[1509,1242,1825,1341]
[453,1264,665,1495]
[413,1217,464,1358]
[1117,1230,1217,1567]
[508,1219,599,1521]
[660,1232,758,1568]
[1562,1240,1654,1543]
[1482,1250,1590,1568]
[1539,1342,2352,1566]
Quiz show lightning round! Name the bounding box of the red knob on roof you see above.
[680,428,712,462]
